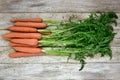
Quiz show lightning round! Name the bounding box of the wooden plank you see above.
[0,39,8,46]
[0,46,120,63]
[0,0,120,12]
[111,38,120,47]
[1,38,120,47]
[0,30,9,39]
[0,13,119,29]
[0,63,119,80]
[1,30,120,47]
[0,13,87,29]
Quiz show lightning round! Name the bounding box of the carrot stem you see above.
[37,29,52,35]
[37,29,51,33]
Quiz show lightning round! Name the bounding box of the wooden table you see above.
[0,0,120,80]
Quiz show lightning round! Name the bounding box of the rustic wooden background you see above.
[0,0,120,80]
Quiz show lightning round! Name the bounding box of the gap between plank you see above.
[0,62,119,64]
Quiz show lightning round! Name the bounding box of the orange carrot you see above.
[9,52,43,58]
[10,39,38,46]
[7,26,52,34]
[9,42,38,47]
[3,32,42,40]
[14,22,47,28]
[13,47,42,53]
[11,18,42,23]
[7,26,37,32]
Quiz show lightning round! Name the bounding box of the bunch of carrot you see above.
[3,18,52,58]
[3,12,117,71]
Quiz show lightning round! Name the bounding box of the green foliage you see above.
[43,12,118,70]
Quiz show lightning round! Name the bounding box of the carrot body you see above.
[3,32,42,40]
[7,26,52,34]
[10,39,38,46]
[8,26,37,32]
[9,52,43,58]
[9,42,38,47]
[11,18,42,23]
[13,47,42,53]
[14,22,47,28]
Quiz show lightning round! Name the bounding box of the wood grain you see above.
[1,31,120,47]
[0,0,120,79]
[0,30,9,39]
[0,63,119,80]
[0,0,120,12]
[0,13,120,29]
[1,38,120,47]
[0,46,120,63]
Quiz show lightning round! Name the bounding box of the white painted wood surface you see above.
[0,46,120,63]
[0,13,120,30]
[0,0,120,80]
[1,35,120,47]
[0,63,120,80]
[0,0,120,12]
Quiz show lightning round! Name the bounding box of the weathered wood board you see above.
[1,38,120,47]
[0,0,120,12]
[0,0,120,79]
[0,63,119,80]
[0,13,120,30]
[0,46,120,63]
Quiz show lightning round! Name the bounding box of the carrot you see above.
[11,18,43,23]
[7,26,52,34]
[14,22,47,28]
[10,39,38,46]
[3,32,42,40]
[13,47,42,53]
[9,42,38,47]
[7,26,37,32]
[9,52,43,58]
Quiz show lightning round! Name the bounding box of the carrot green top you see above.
[40,12,118,71]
